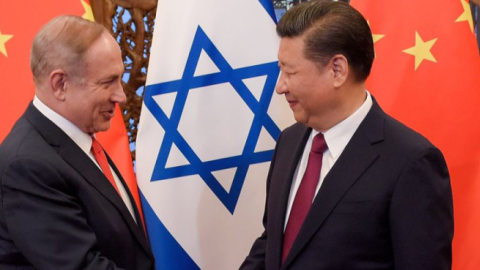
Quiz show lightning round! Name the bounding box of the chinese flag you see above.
[0,0,142,221]
[351,0,480,269]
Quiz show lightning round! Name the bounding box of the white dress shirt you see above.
[33,96,136,222]
[284,91,373,230]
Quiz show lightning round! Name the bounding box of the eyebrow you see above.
[279,62,296,71]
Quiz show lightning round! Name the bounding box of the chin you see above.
[95,123,112,133]
[293,114,307,125]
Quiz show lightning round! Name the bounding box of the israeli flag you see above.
[137,0,294,269]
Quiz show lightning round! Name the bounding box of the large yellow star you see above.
[0,30,14,57]
[81,0,95,22]
[455,0,473,33]
[402,31,437,71]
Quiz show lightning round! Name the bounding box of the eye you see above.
[101,77,117,86]
[279,65,296,77]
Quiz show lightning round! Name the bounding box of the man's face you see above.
[276,36,338,129]
[64,33,126,134]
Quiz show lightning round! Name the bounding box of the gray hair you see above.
[30,15,106,85]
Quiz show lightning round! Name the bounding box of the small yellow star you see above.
[372,33,385,44]
[367,21,385,44]
[455,0,474,32]
[0,30,14,57]
[81,0,95,22]
[402,31,438,71]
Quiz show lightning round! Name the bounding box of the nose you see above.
[111,80,127,106]
[275,71,288,95]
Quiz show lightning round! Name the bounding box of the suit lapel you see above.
[281,101,386,269]
[270,124,311,270]
[62,145,153,258]
[106,154,145,232]
[105,154,153,257]
[24,103,153,258]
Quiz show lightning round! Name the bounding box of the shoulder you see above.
[1,118,50,155]
[0,116,59,176]
[365,100,438,154]
[369,111,448,179]
[358,102,447,176]
[383,114,435,152]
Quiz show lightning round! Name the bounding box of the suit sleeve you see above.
[1,156,124,270]
[389,146,453,270]
[240,131,285,270]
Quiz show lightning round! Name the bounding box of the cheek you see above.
[293,81,314,102]
[286,78,303,96]
[80,102,100,122]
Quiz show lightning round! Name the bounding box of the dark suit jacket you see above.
[241,100,453,270]
[0,103,155,270]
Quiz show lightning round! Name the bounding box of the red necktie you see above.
[91,137,121,195]
[282,133,327,262]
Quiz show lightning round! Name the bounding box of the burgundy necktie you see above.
[91,137,120,195]
[282,133,327,263]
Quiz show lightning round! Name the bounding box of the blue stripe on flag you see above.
[141,191,200,270]
[258,0,277,23]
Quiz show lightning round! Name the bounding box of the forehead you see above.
[278,36,307,67]
[86,34,121,60]
[83,34,124,75]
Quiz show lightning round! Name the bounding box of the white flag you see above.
[137,0,294,269]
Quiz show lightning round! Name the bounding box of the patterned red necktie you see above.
[91,137,120,195]
[282,133,327,262]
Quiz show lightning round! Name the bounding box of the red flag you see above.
[351,0,480,268]
[0,0,142,222]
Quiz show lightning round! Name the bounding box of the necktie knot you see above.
[91,137,103,155]
[90,136,120,195]
[311,133,327,154]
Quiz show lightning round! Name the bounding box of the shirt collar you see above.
[33,96,92,155]
[314,90,373,160]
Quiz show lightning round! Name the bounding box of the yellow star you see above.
[372,33,385,43]
[402,31,438,71]
[455,0,474,32]
[367,21,385,43]
[0,30,14,57]
[81,0,95,22]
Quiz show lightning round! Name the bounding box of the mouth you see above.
[101,109,115,119]
[286,99,298,108]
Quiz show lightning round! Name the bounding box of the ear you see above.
[330,54,348,88]
[49,69,68,101]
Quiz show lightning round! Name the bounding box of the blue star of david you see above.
[143,26,281,214]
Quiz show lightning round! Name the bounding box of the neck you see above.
[310,82,366,132]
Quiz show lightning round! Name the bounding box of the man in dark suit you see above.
[0,15,155,269]
[241,1,453,269]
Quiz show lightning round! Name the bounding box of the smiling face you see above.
[63,33,126,134]
[276,36,340,130]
